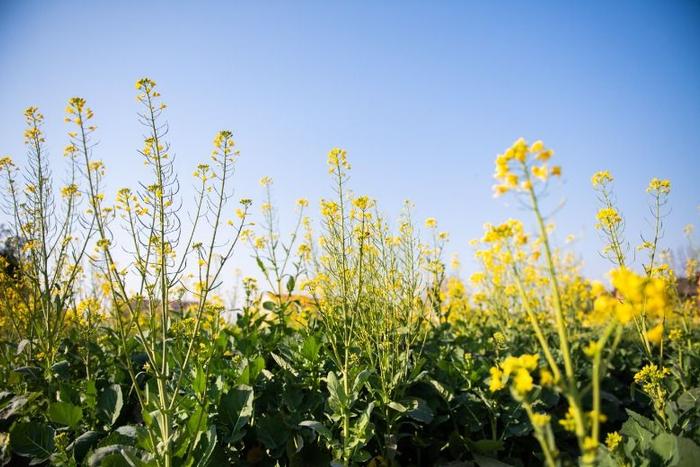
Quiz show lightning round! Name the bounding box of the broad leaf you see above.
[48,401,83,428]
[299,420,333,442]
[98,384,123,426]
[10,421,54,459]
[219,385,253,443]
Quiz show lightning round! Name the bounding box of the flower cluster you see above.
[493,138,560,196]
[590,267,668,325]
[488,354,539,396]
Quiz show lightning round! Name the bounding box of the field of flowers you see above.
[0,78,698,467]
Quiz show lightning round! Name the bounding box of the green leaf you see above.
[624,410,661,435]
[471,439,505,456]
[219,385,253,444]
[193,365,206,395]
[651,433,678,463]
[237,356,265,385]
[352,369,371,395]
[405,397,433,424]
[0,393,33,421]
[271,352,298,377]
[262,301,276,311]
[299,420,333,442]
[67,431,103,463]
[87,445,136,467]
[192,424,217,467]
[187,406,209,435]
[255,257,266,273]
[677,388,700,412]
[13,366,42,382]
[326,371,345,414]
[676,436,700,467]
[300,335,320,362]
[10,421,54,459]
[351,448,371,463]
[256,414,289,451]
[51,360,70,379]
[621,409,661,447]
[48,401,83,428]
[286,275,295,293]
[97,425,139,449]
[83,380,98,410]
[354,402,374,435]
[98,384,123,426]
[388,401,407,413]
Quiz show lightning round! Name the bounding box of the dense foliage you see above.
[0,79,698,466]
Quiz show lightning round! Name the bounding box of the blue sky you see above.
[1,0,699,283]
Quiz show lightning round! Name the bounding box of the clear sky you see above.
[1,0,699,283]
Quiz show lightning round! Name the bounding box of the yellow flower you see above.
[493,184,510,196]
[531,412,551,428]
[321,200,339,217]
[425,217,437,229]
[327,147,350,173]
[583,436,599,455]
[614,302,635,324]
[259,176,273,187]
[606,431,622,451]
[60,184,80,198]
[513,368,534,395]
[0,155,15,170]
[530,140,544,153]
[668,329,682,341]
[531,165,548,181]
[135,78,156,90]
[505,173,519,187]
[488,366,505,392]
[254,236,267,249]
[559,406,577,432]
[634,363,670,385]
[583,341,601,357]
[539,369,554,387]
[352,195,372,210]
[213,130,235,150]
[595,207,622,229]
[296,198,309,208]
[591,170,613,187]
[646,323,664,344]
[646,177,670,195]
[517,354,539,371]
[96,238,111,250]
[610,267,668,318]
[537,149,553,162]
[470,272,485,284]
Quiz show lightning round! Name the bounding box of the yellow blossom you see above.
[591,170,613,187]
[513,368,534,395]
[606,431,622,451]
[531,412,551,428]
[646,177,670,195]
[646,323,664,344]
[489,366,505,392]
